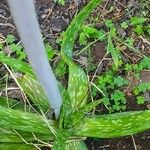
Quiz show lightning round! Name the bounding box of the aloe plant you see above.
[0,0,150,149]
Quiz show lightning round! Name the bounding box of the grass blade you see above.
[75,111,150,138]
[107,34,119,68]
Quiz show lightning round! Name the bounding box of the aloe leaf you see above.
[67,100,102,128]
[0,97,35,112]
[53,138,87,150]
[0,127,52,143]
[18,75,50,112]
[58,82,72,128]
[0,105,57,135]
[68,64,88,109]
[0,144,35,150]
[0,54,50,113]
[64,140,88,150]
[58,82,70,106]
[75,111,150,138]
[52,131,88,150]
[61,0,102,62]
[0,96,24,109]
[107,34,119,68]
[52,129,70,150]
[0,53,34,78]
[61,0,102,110]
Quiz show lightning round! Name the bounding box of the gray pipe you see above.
[7,0,62,119]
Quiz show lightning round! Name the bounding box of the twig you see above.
[40,111,57,137]
[0,22,15,29]
[2,87,20,91]
[115,0,126,8]
[99,144,110,149]
[32,133,53,148]
[0,14,8,20]
[13,129,31,145]
[114,36,146,57]
[0,33,6,43]
[90,52,109,83]
[131,135,137,150]
[76,34,107,56]
[90,82,105,96]
[43,7,53,23]
[139,36,150,46]
[5,74,9,108]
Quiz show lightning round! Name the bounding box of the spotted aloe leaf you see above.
[61,0,102,110]
[52,129,71,150]
[64,140,88,150]
[0,144,35,150]
[66,100,102,128]
[68,64,88,109]
[53,140,87,150]
[52,130,88,150]
[0,105,57,135]
[0,53,34,78]
[75,110,150,138]
[0,54,46,112]
[0,127,52,143]
[18,75,50,112]
[61,0,102,62]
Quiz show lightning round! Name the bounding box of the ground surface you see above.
[0,0,150,149]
